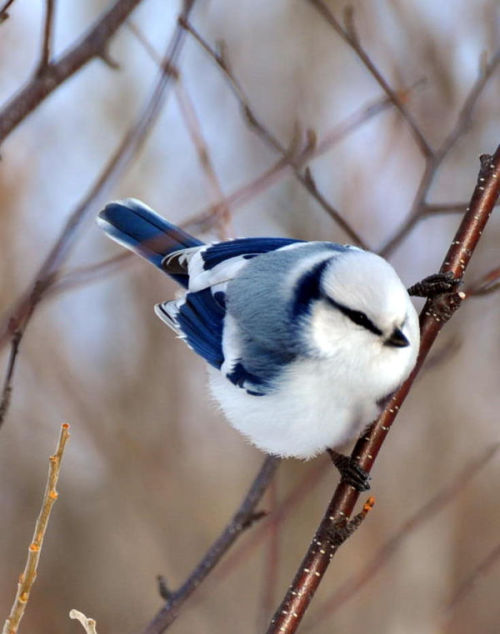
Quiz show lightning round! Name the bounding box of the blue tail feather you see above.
[97,199,203,287]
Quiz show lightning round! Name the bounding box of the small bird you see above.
[97,199,420,466]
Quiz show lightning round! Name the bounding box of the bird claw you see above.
[407,272,461,298]
[327,449,371,492]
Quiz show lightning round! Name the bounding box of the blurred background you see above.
[0,1,499,632]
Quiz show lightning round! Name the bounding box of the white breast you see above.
[208,350,405,459]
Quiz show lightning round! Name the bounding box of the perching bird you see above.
[97,199,420,466]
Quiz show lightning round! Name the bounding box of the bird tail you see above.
[97,199,203,286]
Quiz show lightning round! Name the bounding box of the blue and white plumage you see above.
[97,199,419,459]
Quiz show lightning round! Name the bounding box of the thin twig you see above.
[304,443,499,630]
[0,0,16,21]
[307,0,432,157]
[442,541,500,628]
[182,19,371,247]
[0,0,196,429]
[0,327,21,427]
[424,200,500,215]
[380,48,500,256]
[2,423,70,634]
[0,0,146,144]
[463,266,500,297]
[36,0,55,75]
[142,455,279,634]
[266,146,500,633]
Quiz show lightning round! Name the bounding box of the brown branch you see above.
[0,0,16,22]
[0,0,196,428]
[142,455,279,634]
[380,48,500,256]
[307,0,432,158]
[0,0,146,144]
[36,0,55,75]
[266,146,500,633]
[464,265,500,297]
[182,19,371,248]
[304,443,499,630]
[2,423,70,634]
[126,20,234,239]
[442,541,500,628]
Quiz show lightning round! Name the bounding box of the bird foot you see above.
[407,272,461,298]
[327,449,371,492]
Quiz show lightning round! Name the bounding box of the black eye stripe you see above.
[326,297,382,336]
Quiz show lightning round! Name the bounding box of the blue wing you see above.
[199,237,302,270]
[156,239,304,378]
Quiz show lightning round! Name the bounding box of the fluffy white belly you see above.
[208,357,392,459]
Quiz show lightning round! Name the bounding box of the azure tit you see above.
[97,199,419,460]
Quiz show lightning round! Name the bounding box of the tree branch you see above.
[0,0,196,428]
[2,423,70,634]
[266,145,500,633]
[0,0,146,144]
[305,443,499,630]
[36,0,56,75]
[307,0,432,158]
[379,48,500,256]
[142,455,279,634]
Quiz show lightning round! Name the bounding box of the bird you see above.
[97,198,420,470]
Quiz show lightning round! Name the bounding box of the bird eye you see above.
[327,298,383,336]
[348,310,373,329]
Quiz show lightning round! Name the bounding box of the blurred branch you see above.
[36,0,55,75]
[0,0,146,144]
[266,147,500,633]
[257,477,280,632]
[0,0,196,429]
[304,443,499,630]
[307,0,432,157]
[0,327,21,428]
[182,19,371,248]
[142,455,279,634]
[380,48,500,256]
[2,423,70,634]
[0,0,16,22]
[126,20,234,239]
[464,266,500,297]
[183,93,394,239]
[442,541,500,630]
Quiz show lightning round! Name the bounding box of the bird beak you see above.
[385,327,409,348]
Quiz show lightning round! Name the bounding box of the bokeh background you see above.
[0,1,499,633]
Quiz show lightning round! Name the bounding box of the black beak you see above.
[385,327,409,348]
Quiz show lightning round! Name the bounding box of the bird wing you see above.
[164,237,302,292]
[157,238,303,372]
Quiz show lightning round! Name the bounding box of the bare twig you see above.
[0,0,146,144]
[380,48,500,256]
[0,0,16,22]
[2,423,70,634]
[464,266,500,297]
[304,443,499,630]
[0,327,21,427]
[0,0,196,428]
[307,0,432,157]
[442,541,500,628]
[182,20,371,247]
[266,147,500,633]
[36,0,55,75]
[142,455,279,634]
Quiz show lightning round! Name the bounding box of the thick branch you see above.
[0,0,145,144]
[266,145,500,633]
